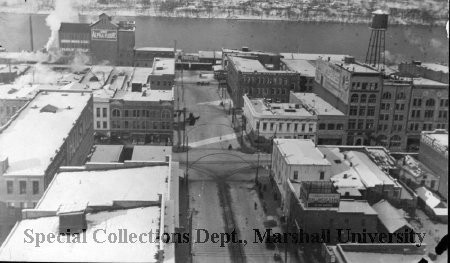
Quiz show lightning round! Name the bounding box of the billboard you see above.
[306,193,340,208]
[91,29,117,41]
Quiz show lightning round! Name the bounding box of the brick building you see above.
[314,56,383,146]
[226,56,299,108]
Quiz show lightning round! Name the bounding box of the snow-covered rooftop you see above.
[338,200,377,215]
[36,166,169,211]
[131,145,172,162]
[372,199,411,233]
[151,58,175,76]
[0,91,91,176]
[247,97,315,118]
[0,207,161,262]
[0,84,38,100]
[281,59,316,77]
[228,56,268,72]
[115,87,174,101]
[291,93,344,116]
[89,145,124,163]
[275,139,331,166]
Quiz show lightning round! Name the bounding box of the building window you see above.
[359,107,366,116]
[336,124,344,130]
[19,181,26,195]
[368,94,376,103]
[350,94,358,103]
[327,123,335,130]
[319,123,326,130]
[279,123,283,131]
[102,108,107,117]
[293,171,298,180]
[382,92,392,100]
[124,110,129,117]
[294,123,298,131]
[424,110,434,118]
[367,106,375,116]
[360,94,367,103]
[32,181,39,195]
[96,121,101,129]
[319,171,325,180]
[6,181,13,194]
[425,99,435,107]
[396,92,405,100]
[349,106,357,116]
[308,124,313,132]
[439,99,448,107]
[263,122,267,131]
[124,121,129,128]
[112,109,121,117]
[413,98,422,107]
[96,108,100,117]
[348,120,356,130]
[286,123,290,131]
[103,121,107,129]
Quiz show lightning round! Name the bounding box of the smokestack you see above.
[29,15,34,51]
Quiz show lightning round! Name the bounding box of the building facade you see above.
[109,89,174,145]
[133,47,175,67]
[58,13,135,66]
[243,95,318,147]
[149,58,175,90]
[290,92,347,145]
[227,56,299,108]
[419,130,448,200]
[314,57,383,146]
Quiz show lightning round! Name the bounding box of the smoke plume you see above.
[44,0,79,51]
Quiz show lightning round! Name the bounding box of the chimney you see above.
[343,174,348,179]
[0,156,8,176]
[323,154,327,159]
[165,155,170,162]
[349,162,353,167]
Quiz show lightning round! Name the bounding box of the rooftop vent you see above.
[295,104,300,109]
[156,66,164,70]
[57,203,88,234]
[66,106,72,110]
[343,174,348,179]
[344,56,355,64]
[7,88,18,94]
[242,46,250,52]
[40,104,58,113]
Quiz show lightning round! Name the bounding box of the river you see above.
[0,13,448,63]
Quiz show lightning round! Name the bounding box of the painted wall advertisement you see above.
[91,29,117,41]
[316,61,350,104]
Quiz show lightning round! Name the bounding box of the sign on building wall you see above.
[316,61,350,104]
[307,193,340,207]
[91,29,117,41]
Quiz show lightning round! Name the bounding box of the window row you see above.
[151,80,173,87]
[96,121,108,129]
[257,121,315,133]
[351,82,379,91]
[349,106,376,116]
[318,123,345,130]
[409,123,435,131]
[111,109,172,119]
[412,98,445,107]
[111,120,172,130]
[6,180,39,195]
[95,107,108,118]
[0,106,18,115]
[348,119,374,130]
[246,87,289,96]
[381,92,405,100]
[243,76,289,85]
[350,94,377,103]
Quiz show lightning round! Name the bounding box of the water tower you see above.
[365,10,389,70]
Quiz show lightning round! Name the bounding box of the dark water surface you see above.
[0,13,448,63]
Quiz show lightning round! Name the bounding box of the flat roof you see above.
[198,51,222,59]
[0,207,161,262]
[422,131,448,147]
[0,91,91,176]
[228,56,268,72]
[280,53,348,62]
[330,60,380,74]
[0,84,38,100]
[338,200,377,215]
[36,166,168,210]
[331,244,429,263]
[401,155,437,179]
[372,199,412,233]
[248,98,314,117]
[135,47,175,52]
[291,93,344,116]
[413,77,448,87]
[89,145,124,163]
[132,67,151,84]
[420,63,449,73]
[114,87,174,101]
[151,58,175,76]
[274,139,330,166]
[281,59,316,77]
[131,146,172,162]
